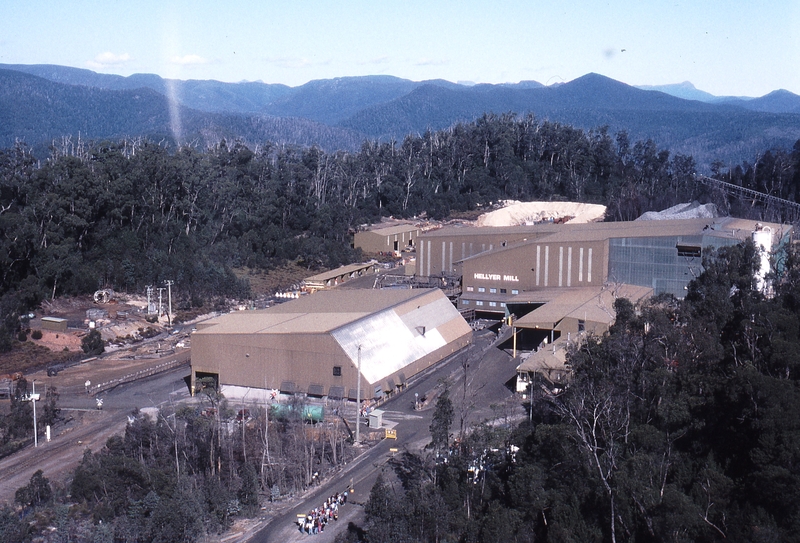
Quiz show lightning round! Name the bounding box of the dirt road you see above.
[0,353,191,504]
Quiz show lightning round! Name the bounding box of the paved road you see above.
[0,357,192,504]
[250,328,520,543]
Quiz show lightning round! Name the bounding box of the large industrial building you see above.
[190,289,472,401]
[415,216,792,394]
[418,217,791,313]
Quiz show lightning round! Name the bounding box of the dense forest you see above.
[3,113,800,350]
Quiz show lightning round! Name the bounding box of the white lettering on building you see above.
[473,273,519,282]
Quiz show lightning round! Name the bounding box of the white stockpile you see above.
[476,201,606,226]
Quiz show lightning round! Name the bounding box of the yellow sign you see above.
[385,428,397,439]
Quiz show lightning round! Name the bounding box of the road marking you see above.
[380,410,423,420]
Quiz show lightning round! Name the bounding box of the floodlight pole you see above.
[355,345,362,444]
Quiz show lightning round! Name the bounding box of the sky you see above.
[1,0,798,97]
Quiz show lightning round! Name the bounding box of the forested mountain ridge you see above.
[0,69,173,145]
[0,70,364,152]
[719,89,800,114]
[636,81,800,114]
[2,64,800,169]
[339,73,800,167]
[0,63,295,114]
[260,75,423,123]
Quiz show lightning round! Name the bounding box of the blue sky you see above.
[2,0,798,97]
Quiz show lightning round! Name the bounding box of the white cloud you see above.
[357,56,391,66]
[86,52,131,69]
[262,56,331,69]
[414,58,449,67]
[169,54,208,66]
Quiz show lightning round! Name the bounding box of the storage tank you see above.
[752,224,773,293]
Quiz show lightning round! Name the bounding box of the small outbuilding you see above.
[368,409,385,429]
[354,224,421,254]
[41,317,68,332]
[302,262,379,292]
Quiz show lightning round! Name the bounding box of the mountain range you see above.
[1,63,799,169]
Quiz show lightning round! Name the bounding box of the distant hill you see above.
[0,69,174,146]
[1,64,799,169]
[0,63,294,115]
[340,73,726,138]
[261,75,421,124]
[337,73,800,167]
[715,89,800,115]
[636,81,719,102]
[637,79,800,116]
[0,69,363,152]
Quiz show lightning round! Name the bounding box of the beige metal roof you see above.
[532,217,735,244]
[268,289,429,314]
[504,290,563,304]
[455,217,789,267]
[572,217,784,243]
[434,217,789,249]
[331,296,464,383]
[514,284,652,330]
[366,224,420,236]
[517,338,570,373]
[196,312,365,335]
[421,223,561,238]
[195,289,443,335]
[303,262,377,283]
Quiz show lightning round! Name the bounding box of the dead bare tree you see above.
[549,332,642,543]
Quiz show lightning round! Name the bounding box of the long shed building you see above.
[190,289,472,401]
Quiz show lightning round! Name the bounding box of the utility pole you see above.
[165,280,174,326]
[146,285,154,315]
[355,345,362,444]
[23,380,40,447]
[157,287,166,319]
[32,380,37,447]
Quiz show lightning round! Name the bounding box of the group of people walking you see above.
[296,491,348,535]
